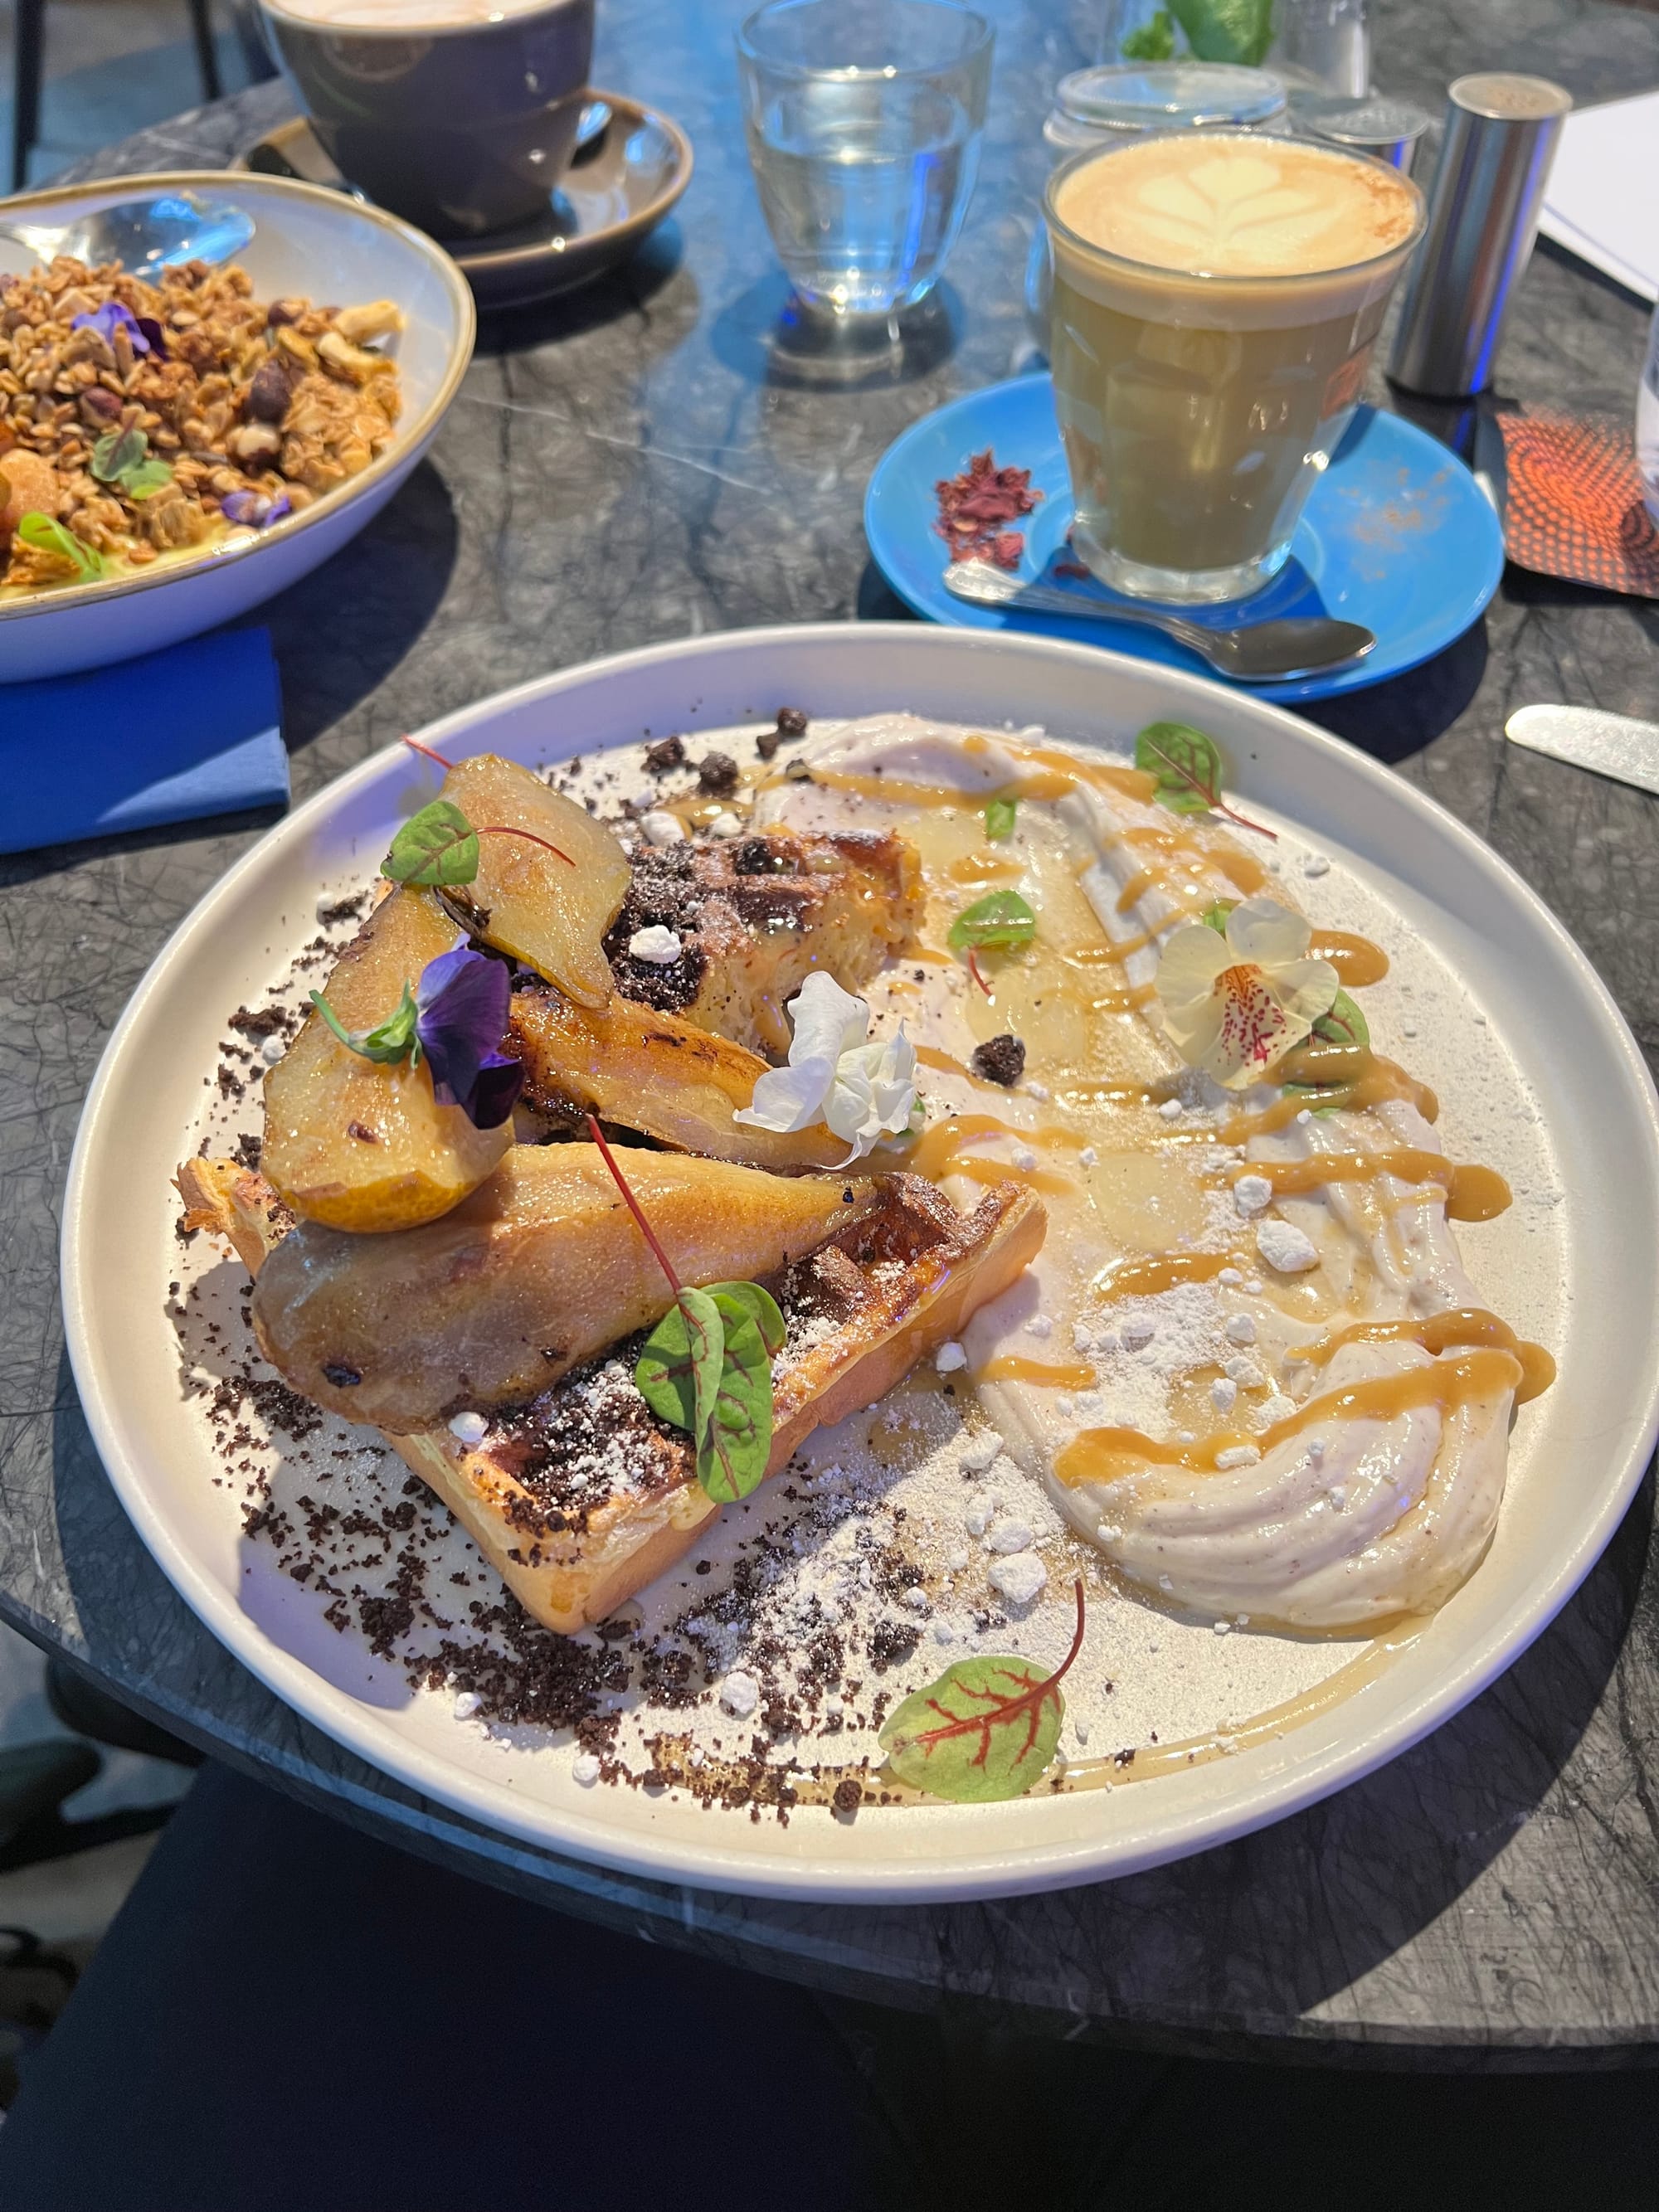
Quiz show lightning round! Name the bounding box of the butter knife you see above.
[1505,705,1659,800]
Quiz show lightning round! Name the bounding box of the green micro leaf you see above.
[696,1307,774,1504]
[90,426,148,484]
[880,1652,1068,1803]
[382,799,480,887]
[708,1281,786,1359]
[948,889,1036,952]
[123,458,174,499]
[635,1286,725,1447]
[1136,720,1226,818]
[984,796,1017,843]
[309,980,420,1065]
[16,512,105,581]
[1311,988,1370,1050]
[1169,0,1276,67]
[1121,6,1177,58]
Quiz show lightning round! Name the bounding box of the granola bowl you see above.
[0,170,474,683]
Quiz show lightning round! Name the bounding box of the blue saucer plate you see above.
[864,375,1506,704]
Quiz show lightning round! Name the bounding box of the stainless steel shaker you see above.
[1388,72,1572,399]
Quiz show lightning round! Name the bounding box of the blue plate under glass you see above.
[864,375,1506,704]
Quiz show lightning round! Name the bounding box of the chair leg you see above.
[12,0,47,195]
[185,0,224,105]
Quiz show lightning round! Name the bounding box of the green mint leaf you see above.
[16,513,105,581]
[1169,0,1276,67]
[308,982,420,1065]
[382,799,480,887]
[635,1286,725,1447]
[984,796,1017,843]
[1136,720,1226,819]
[881,1652,1067,1802]
[695,1309,774,1504]
[1121,7,1176,59]
[123,459,173,499]
[708,1281,786,1359]
[1311,988,1370,1050]
[948,889,1036,952]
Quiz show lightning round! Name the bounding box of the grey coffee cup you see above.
[258,0,593,241]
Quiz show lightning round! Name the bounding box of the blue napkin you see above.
[0,628,288,857]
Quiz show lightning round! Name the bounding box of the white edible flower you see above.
[627,924,683,965]
[732,970,918,1164]
[1155,897,1339,1089]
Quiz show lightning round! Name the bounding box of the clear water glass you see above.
[1640,297,1659,532]
[737,0,994,318]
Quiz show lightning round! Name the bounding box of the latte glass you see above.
[1044,130,1423,602]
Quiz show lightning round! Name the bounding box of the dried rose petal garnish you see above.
[933,448,1041,571]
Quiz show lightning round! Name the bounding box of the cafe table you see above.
[3,0,1657,2067]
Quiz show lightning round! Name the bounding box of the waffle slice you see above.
[178,1159,1044,1633]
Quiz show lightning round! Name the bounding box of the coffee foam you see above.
[1048,133,1419,333]
[1055,134,1418,280]
[267,0,552,27]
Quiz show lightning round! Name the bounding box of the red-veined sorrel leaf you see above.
[879,1580,1087,1802]
[635,1286,724,1448]
[382,800,480,887]
[1134,721,1276,839]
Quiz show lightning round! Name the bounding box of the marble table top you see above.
[5,0,1658,2064]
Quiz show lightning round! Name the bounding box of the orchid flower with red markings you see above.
[1155,897,1338,1090]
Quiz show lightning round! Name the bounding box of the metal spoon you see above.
[942,561,1376,683]
[0,191,255,273]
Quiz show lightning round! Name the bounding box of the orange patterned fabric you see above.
[1498,411,1659,599]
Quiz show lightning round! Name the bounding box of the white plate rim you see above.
[0,169,476,629]
[61,622,1659,1903]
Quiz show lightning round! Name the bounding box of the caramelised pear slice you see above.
[509,984,846,1170]
[262,887,511,1234]
[249,1144,882,1432]
[436,754,630,1009]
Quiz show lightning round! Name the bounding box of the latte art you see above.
[1054,138,1419,279]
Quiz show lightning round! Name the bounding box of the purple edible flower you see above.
[71,299,166,358]
[220,489,293,529]
[415,946,522,1130]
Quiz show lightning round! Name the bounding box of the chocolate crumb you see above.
[971,1033,1026,1087]
[644,736,685,772]
[346,1121,378,1144]
[756,727,781,761]
[697,751,740,796]
[832,1776,862,1815]
[321,1362,362,1388]
[776,707,809,739]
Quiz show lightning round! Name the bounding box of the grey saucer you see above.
[236,92,692,311]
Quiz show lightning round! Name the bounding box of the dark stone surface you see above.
[5,0,1658,2059]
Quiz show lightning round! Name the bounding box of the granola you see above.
[0,253,405,596]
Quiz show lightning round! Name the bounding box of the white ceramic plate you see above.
[0,172,474,683]
[61,625,1659,1902]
